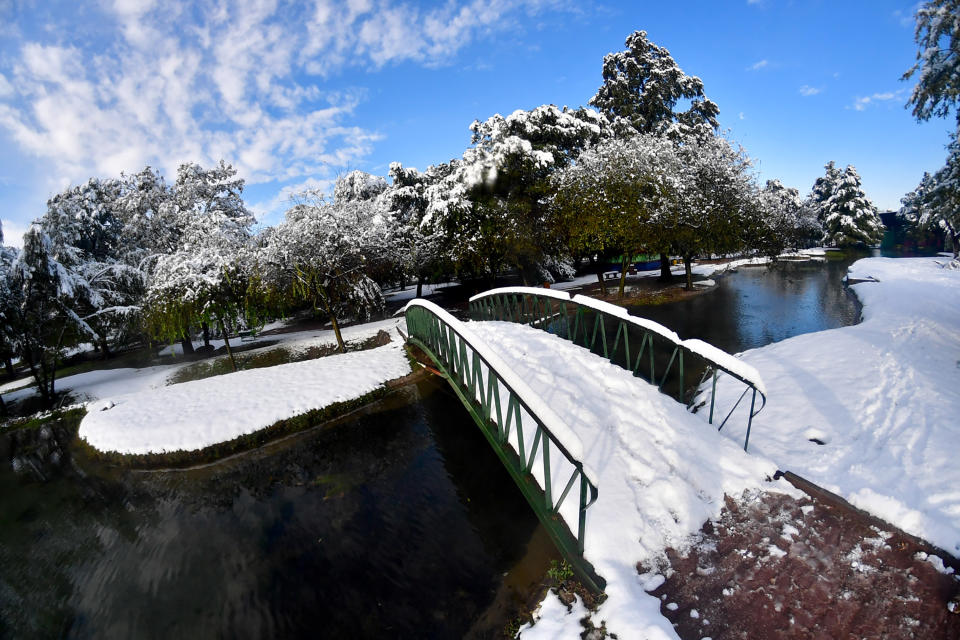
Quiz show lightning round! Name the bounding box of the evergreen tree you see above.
[590,30,719,140]
[809,160,843,224]
[903,0,960,124]
[589,29,720,280]
[820,165,884,247]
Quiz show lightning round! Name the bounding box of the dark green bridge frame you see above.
[468,287,767,452]
[404,299,606,593]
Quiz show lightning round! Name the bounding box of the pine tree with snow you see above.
[590,30,719,140]
[819,165,884,248]
[808,160,843,224]
[903,0,960,124]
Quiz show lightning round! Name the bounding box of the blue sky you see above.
[0,0,952,247]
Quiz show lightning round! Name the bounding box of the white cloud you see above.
[851,90,904,111]
[0,0,562,219]
[799,85,822,96]
[738,112,745,120]
[1,218,28,249]
[747,59,768,71]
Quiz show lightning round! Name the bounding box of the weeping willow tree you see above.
[143,248,252,371]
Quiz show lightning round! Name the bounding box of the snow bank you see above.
[467,322,780,638]
[79,341,410,455]
[713,257,960,556]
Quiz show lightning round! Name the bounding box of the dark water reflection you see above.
[630,256,863,354]
[0,380,551,639]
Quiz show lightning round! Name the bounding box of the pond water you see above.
[629,254,864,354]
[0,380,554,639]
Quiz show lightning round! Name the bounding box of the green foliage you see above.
[547,559,575,583]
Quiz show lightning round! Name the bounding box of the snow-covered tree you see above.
[590,30,720,140]
[901,1,960,257]
[669,135,759,288]
[142,161,255,368]
[6,226,95,404]
[819,165,884,248]
[808,160,844,224]
[116,166,179,263]
[757,179,821,256]
[902,162,960,255]
[383,162,447,296]
[334,169,388,203]
[552,133,681,297]
[40,179,144,356]
[426,105,608,283]
[903,0,960,124]
[255,197,385,352]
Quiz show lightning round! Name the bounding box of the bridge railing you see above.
[468,287,767,451]
[404,299,603,588]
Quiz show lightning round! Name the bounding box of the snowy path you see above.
[712,257,960,557]
[467,322,782,639]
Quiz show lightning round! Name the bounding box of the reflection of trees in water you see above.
[0,383,536,638]
[628,257,861,356]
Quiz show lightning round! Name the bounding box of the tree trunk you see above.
[202,323,211,348]
[596,271,608,296]
[590,255,608,296]
[5,358,14,380]
[322,292,346,353]
[180,333,195,355]
[99,336,111,360]
[399,272,406,291]
[218,318,237,372]
[416,275,424,298]
[684,255,694,291]
[618,253,630,299]
[658,253,673,283]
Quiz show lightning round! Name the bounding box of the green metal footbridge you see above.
[403,287,767,594]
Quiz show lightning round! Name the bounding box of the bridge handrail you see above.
[405,298,596,484]
[404,299,602,566]
[468,287,767,451]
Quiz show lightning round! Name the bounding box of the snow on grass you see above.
[712,257,960,556]
[79,339,411,455]
[466,321,781,638]
[5,319,403,408]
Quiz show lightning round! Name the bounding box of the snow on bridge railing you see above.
[402,299,603,588]
[468,287,767,451]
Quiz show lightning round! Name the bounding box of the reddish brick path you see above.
[642,491,960,639]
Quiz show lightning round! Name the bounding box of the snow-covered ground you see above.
[72,318,408,454]
[79,339,410,454]
[713,257,960,557]
[465,321,783,638]
[2,318,402,408]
